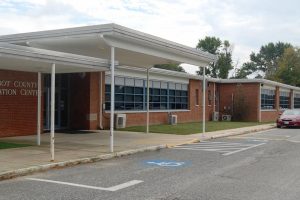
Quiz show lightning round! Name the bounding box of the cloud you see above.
[0,0,299,74]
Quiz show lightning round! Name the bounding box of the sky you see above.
[0,0,299,75]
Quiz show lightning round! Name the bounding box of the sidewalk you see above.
[0,124,275,180]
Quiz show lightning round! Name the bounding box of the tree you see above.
[274,47,300,87]
[196,36,233,79]
[234,62,256,79]
[237,42,292,79]
[153,64,186,72]
[196,36,221,54]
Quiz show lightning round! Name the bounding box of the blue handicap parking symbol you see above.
[144,160,187,167]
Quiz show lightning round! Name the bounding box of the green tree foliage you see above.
[235,42,292,79]
[234,62,255,78]
[274,47,300,87]
[196,36,233,79]
[197,36,221,54]
[153,64,186,72]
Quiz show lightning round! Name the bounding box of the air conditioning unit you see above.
[212,112,219,121]
[222,115,231,121]
[115,114,126,128]
[169,115,177,125]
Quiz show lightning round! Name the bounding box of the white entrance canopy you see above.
[0,23,217,158]
[0,23,216,67]
[0,42,112,161]
[0,42,110,73]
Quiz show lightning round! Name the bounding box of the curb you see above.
[166,138,200,148]
[165,125,276,148]
[0,144,167,181]
[0,125,275,181]
[209,125,276,140]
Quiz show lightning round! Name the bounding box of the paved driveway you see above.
[1,128,299,200]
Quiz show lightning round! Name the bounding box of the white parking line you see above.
[173,141,266,155]
[223,143,266,156]
[26,178,143,192]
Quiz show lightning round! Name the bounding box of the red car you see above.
[277,109,300,128]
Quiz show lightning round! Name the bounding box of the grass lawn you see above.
[118,121,272,135]
[0,142,31,150]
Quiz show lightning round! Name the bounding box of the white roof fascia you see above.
[102,24,216,66]
[111,24,216,61]
[0,42,112,70]
[261,84,276,90]
[0,24,113,43]
[0,23,216,67]
[115,66,300,92]
[279,88,291,92]
[111,66,218,82]
[218,78,300,91]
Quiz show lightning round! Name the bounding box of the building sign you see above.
[0,80,38,96]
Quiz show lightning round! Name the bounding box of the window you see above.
[261,89,275,110]
[105,75,189,111]
[279,91,290,109]
[105,76,145,111]
[169,83,188,109]
[294,93,300,108]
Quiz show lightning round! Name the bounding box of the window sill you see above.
[105,109,191,114]
[261,109,277,112]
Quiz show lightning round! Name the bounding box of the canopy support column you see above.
[37,72,41,146]
[202,66,206,135]
[50,64,55,161]
[110,46,115,153]
[146,68,150,133]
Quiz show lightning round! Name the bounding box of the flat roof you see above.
[114,66,300,92]
[0,23,217,68]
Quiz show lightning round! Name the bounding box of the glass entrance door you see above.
[43,74,70,130]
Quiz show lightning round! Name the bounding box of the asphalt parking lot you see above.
[1,128,300,200]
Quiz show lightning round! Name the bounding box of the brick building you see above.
[1,65,300,138]
[0,24,300,140]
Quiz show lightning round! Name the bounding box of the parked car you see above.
[277,109,300,128]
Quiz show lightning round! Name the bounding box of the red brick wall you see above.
[261,111,280,122]
[69,72,100,130]
[218,83,260,121]
[102,79,214,128]
[0,71,101,137]
[88,72,100,129]
[0,70,39,137]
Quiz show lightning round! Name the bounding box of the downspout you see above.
[213,82,216,113]
[231,93,234,116]
[259,83,262,122]
[99,72,103,129]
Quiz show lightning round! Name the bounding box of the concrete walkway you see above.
[0,124,275,178]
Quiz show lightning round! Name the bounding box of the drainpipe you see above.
[50,63,56,161]
[99,72,103,129]
[202,66,206,135]
[110,46,115,153]
[37,72,41,146]
[146,68,150,133]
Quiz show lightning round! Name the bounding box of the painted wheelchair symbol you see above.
[146,161,185,167]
